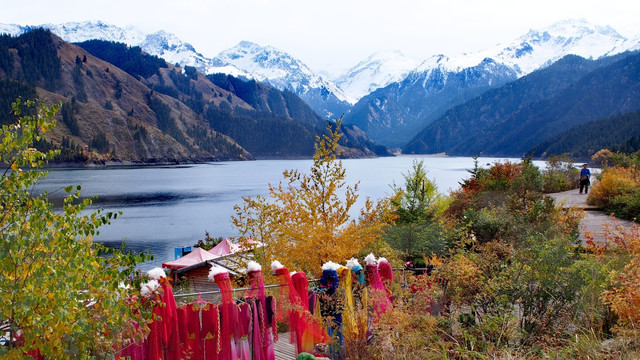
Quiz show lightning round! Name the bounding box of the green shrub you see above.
[542,154,578,193]
[606,188,640,221]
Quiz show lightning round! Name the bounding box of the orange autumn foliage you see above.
[599,224,640,330]
[588,166,640,208]
[489,161,523,183]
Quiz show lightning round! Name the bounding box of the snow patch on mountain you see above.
[437,19,629,78]
[0,23,28,36]
[609,34,640,54]
[137,30,214,70]
[44,20,146,45]
[213,41,354,104]
[399,18,636,95]
[336,51,419,101]
[207,64,251,78]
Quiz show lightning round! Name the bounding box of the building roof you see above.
[165,238,262,274]
[208,238,238,257]
[162,247,219,270]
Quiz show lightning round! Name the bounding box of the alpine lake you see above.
[37,156,542,269]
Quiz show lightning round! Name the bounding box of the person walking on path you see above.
[579,164,591,194]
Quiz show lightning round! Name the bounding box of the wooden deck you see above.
[274,332,298,360]
[549,189,637,245]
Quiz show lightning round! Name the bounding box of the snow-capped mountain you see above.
[212,41,353,117]
[3,19,639,134]
[394,19,634,89]
[610,34,640,54]
[137,30,216,73]
[41,21,146,45]
[345,57,518,148]
[0,21,203,68]
[343,19,640,148]
[0,23,30,36]
[0,21,232,77]
[448,18,629,76]
[336,51,420,101]
[0,21,351,118]
[41,22,218,75]
[339,19,637,109]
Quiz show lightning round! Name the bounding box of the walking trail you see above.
[548,189,637,245]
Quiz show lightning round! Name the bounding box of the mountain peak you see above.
[213,41,353,108]
[414,54,457,73]
[423,18,634,77]
[543,18,625,40]
[236,40,262,49]
[336,51,419,100]
[43,20,146,45]
[142,30,198,54]
[220,41,298,68]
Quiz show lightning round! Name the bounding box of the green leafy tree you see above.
[384,160,449,259]
[0,99,149,359]
[542,153,578,193]
[194,231,224,250]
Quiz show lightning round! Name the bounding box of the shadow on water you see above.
[100,240,167,271]
[91,193,199,207]
[44,192,203,208]
[45,164,199,171]
[100,239,165,253]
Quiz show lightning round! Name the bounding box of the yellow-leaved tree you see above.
[0,99,150,359]
[232,120,396,276]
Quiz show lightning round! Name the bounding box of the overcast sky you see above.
[2,0,640,76]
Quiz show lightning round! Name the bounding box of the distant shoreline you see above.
[34,152,583,170]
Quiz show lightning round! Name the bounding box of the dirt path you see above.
[548,189,636,245]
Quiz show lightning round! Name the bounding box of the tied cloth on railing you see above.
[271,261,302,352]
[364,254,392,321]
[346,258,368,339]
[245,261,276,360]
[337,265,358,340]
[141,267,180,360]
[200,302,220,360]
[279,269,330,354]
[377,257,394,301]
[209,266,242,360]
[320,261,344,360]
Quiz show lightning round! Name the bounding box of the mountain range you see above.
[1,19,640,158]
[5,19,637,124]
[403,52,640,156]
[0,21,355,119]
[0,30,387,164]
[344,19,640,148]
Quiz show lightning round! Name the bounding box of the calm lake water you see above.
[37,156,538,269]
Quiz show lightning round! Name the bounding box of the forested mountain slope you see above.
[0,30,387,163]
[527,109,640,159]
[404,51,640,156]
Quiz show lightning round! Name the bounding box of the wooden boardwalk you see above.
[549,189,636,245]
[274,332,298,360]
